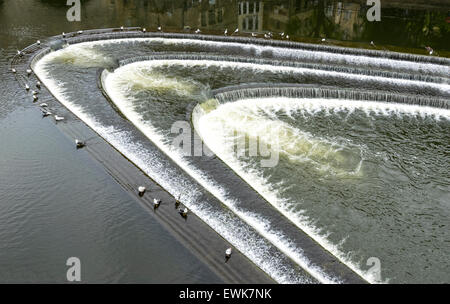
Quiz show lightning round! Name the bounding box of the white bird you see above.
[224,28,228,36]
[251,32,257,37]
[31,90,37,95]
[39,103,48,108]
[157,26,162,31]
[120,26,124,31]
[36,81,41,89]
[280,32,285,37]
[370,40,375,46]
[233,28,239,35]
[286,35,289,39]
[77,30,83,34]
[62,32,66,38]
[17,50,23,57]
[175,195,181,208]
[225,247,232,258]
[54,115,64,121]
[25,84,30,91]
[37,40,41,45]
[138,186,146,196]
[11,68,16,73]
[153,198,161,208]
[142,28,146,32]
[26,69,32,76]
[195,29,201,34]
[321,38,326,42]
[179,207,188,217]
[41,110,52,117]
[264,33,270,39]
[32,95,38,101]
[75,139,85,149]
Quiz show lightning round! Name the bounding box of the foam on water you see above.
[112,66,198,96]
[197,99,364,175]
[43,43,115,68]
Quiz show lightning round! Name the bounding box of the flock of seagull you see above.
[136,188,233,260]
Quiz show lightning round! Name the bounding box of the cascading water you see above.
[31,33,450,284]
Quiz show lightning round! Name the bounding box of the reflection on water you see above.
[1,0,449,53]
[77,0,450,52]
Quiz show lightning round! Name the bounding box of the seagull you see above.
[153,198,161,208]
[25,84,30,91]
[370,40,375,47]
[26,69,32,76]
[77,30,83,34]
[280,32,285,37]
[39,103,48,108]
[142,28,146,32]
[233,28,239,35]
[41,109,52,117]
[225,247,232,259]
[31,90,38,95]
[175,195,181,208]
[120,26,124,31]
[251,32,257,37]
[54,115,64,121]
[286,35,289,39]
[264,33,270,39]
[37,40,41,45]
[17,50,23,57]
[195,29,201,34]
[425,46,434,55]
[36,81,41,89]
[321,38,326,42]
[75,139,85,149]
[178,207,188,217]
[62,32,66,38]
[11,68,16,73]
[32,94,38,102]
[224,28,228,36]
[138,186,146,196]
[157,26,162,32]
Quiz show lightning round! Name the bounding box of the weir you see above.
[21,28,449,284]
[118,54,448,85]
[212,84,450,110]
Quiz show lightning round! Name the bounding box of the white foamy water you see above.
[43,43,115,68]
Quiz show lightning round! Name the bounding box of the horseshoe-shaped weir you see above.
[17,29,449,284]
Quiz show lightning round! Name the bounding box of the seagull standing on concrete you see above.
[138,186,146,196]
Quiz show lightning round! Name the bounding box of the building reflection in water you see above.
[87,0,448,51]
